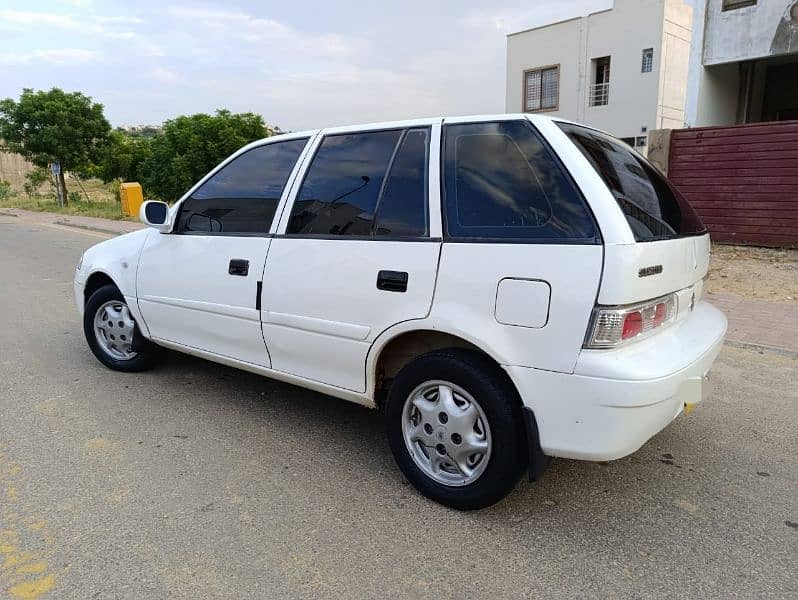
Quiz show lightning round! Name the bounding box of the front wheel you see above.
[83,284,162,372]
[385,349,527,510]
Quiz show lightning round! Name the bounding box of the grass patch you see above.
[0,178,136,221]
[0,194,131,220]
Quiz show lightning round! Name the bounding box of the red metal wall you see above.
[668,120,798,247]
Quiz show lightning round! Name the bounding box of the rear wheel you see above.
[385,349,527,510]
[83,284,161,372]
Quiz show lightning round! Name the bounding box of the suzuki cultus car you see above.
[75,115,726,509]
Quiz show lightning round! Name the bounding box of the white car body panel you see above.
[506,301,726,460]
[74,113,728,463]
[136,234,272,366]
[431,243,602,373]
[74,227,152,334]
[261,238,441,392]
[598,234,711,305]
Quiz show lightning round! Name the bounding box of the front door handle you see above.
[377,270,408,292]
[228,259,249,276]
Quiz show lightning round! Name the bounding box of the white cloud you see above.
[461,0,613,35]
[0,9,143,39]
[0,48,99,65]
[166,7,250,22]
[147,66,184,84]
[163,5,366,60]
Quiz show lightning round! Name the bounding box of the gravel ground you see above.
[708,244,798,303]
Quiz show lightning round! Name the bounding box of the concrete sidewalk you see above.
[0,207,143,236]
[2,207,796,354]
[708,292,798,354]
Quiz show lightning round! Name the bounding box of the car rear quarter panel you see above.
[430,242,603,372]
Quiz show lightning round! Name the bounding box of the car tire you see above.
[83,283,162,372]
[385,349,528,510]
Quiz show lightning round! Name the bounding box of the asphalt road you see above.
[1,214,796,600]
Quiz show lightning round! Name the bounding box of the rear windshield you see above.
[558,123,706,241]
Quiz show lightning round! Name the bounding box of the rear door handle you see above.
[377,270,408,292]
[228,259,249,276]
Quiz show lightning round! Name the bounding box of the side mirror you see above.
[139,200,172,233]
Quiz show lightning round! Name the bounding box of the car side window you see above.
[442,120,598,242]
[176,137,308,235]
[287,128,429,237]
[374,129,429,237]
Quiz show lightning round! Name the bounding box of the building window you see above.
[523,66,559,112]
[589,57,611,107]
[635,136,648,148]
[722,0,756,10]
[641,48,654,73]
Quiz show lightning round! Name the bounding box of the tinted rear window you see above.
[558,123,705,241]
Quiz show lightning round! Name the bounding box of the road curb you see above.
[53,219,129,236]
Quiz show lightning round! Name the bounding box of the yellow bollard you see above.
[119,182,144,217]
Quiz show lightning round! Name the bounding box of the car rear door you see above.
[136,135,311,366]
[260,121,442,392]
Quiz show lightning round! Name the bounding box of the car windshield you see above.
[558,122,706,241]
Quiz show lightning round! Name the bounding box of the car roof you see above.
[249,113,573,147]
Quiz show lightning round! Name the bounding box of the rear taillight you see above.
[584,294,677,349]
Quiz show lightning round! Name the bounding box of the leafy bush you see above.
[0,180,11,201]
[140,110,270,201]
[93,130,152,185]
[68,191,82,205]
[24,167,50,197]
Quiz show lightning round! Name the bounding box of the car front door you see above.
[261,122,442,392]
[136,135,311,366]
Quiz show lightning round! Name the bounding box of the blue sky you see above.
[0,0,611,130]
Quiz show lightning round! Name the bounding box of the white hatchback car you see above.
[75,114,727,509]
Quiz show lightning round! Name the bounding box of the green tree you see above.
[93,130,152,184]
[0,88,111,204]
[141,110,270,201]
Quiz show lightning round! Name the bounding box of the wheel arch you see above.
[83,270,119,304]
[368,322,550,482]
[81,268,151,339]
[366,322,509,405]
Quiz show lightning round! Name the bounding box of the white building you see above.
[685,0,798,126]
[505,0,694,151]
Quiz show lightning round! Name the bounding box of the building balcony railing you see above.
[589,82,610,107]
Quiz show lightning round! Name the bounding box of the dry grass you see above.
[0,178,134,221]
[708,244,798,303]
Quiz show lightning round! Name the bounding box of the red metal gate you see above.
[668,121,798,247]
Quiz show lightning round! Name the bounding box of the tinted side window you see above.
[557,123,705,241]
[374,129,429,237]
[443,121,597,242]
[288,130,402,236]
[176,138,307,234]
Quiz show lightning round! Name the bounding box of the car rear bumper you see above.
[505,301,727,461]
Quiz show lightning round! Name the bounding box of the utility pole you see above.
[51,161,64,207]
